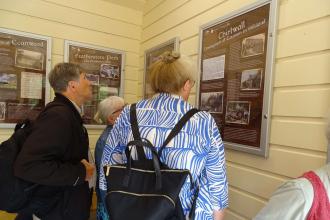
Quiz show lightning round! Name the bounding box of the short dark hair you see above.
[48,63,81,92]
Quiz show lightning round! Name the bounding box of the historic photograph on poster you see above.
[144,37,179,98]
[100,64,119,79]
[202,55,225,81]
[0,73,17,89]
[15,49,44,71]
[7,103,41,121]
[241,33,265,58]
[99,86,118,100]
[225,101,251,125]
[0,102,5,120]
[20,72,43,99]
[200,92,224,113]
[240,68,263,90]
[86,73,99,86]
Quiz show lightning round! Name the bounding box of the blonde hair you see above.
[148,51,196,94]
[94,96,124,124]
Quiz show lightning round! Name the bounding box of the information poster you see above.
[65,41,125,126]
[144,38,179,98]
[198,1,277,156]
[0,28,51,125]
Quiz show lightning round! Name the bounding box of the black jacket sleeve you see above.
[14,107,86,186]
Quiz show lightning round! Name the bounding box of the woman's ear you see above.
[180,80,192,101]
[183,80,191,92]
[107,115,114,125]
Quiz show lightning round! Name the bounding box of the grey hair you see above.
[48,63,81,93]
[94,96,125,124]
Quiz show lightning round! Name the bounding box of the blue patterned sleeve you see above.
[204,116,228,210]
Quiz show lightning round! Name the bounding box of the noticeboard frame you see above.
[64,40,125,129]
[0,28,52,128]
[196,0,279,157]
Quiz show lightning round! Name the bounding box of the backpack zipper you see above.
[107,190,175,207]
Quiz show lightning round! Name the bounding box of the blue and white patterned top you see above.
[100,93,228,219]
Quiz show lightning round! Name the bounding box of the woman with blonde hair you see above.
[94,96,124,220]
[99,51,228,220]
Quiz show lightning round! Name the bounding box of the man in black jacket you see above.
[14,63,95,220]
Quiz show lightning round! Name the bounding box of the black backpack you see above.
[103,104,199,220]
[0,103,62,213]
[0,119,38,213]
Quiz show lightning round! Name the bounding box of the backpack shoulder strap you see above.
[129,103,147,160]
[158,108,200,159]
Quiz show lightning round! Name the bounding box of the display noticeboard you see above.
[197,0,278,157]
[0,28,51,127]
[64,41,125,127]
[144,37,179,98]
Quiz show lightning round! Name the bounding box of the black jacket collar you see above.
[52,93,83,124]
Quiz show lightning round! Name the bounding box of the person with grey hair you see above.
[14,63,94,220]
[254,112,330,220]
[93,96,125,220]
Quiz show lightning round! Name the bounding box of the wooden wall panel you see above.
[1,0,141,39]
[277,0,330,29]
[270,118,328,151]
[272,88,330,117]
[275,52,330,87]
[44,0,143,25]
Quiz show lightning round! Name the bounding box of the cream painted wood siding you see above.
[0,0,143,166]
[0,0,329,219]
[141,0,330,219]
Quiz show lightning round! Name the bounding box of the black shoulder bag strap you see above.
[158,108,199,160]
[158,108,200,219]
[129,103,147,161]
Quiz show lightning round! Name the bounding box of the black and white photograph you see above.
[99,86,118,100]
[15,49,44,70]
[0,72,17,89]
[240,68,262,90]
[225,101,251,125]
[202,55,225,81]
[100,64,120,79]
[0,102,5,120]
[241,33,265,58]
[86,73,99,86]
[200,92,224,113]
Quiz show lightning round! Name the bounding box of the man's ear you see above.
[67,81,75,90]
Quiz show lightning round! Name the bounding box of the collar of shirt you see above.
[68,99,82,115]
[152,92,184,101]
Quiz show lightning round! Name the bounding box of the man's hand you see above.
[81,159,95,181]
